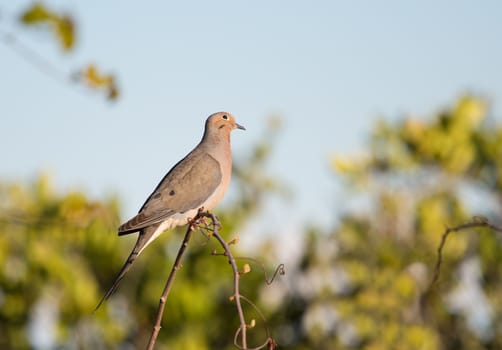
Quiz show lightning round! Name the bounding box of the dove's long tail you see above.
[94,248,139,311]
[94,223,161,311]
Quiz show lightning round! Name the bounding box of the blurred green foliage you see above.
[316,96,502,349]
[0,60,502,350]
[7,2,502,350]
[3,97,502,349]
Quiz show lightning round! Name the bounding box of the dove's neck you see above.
[202,131,232,156]
[200,130,233,202]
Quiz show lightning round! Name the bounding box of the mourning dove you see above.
[96,112,245,309]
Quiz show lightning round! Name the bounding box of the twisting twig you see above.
[237,260,285,286]
[210,251,283,348]
[419,216,502,319]
[147,210,279,349]
[211,252,286,287]
[199,212,249,349]
[211,252,286,286]
[232,295,277,350]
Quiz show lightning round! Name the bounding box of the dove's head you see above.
[207,112,245,132]
[203,112,245,143]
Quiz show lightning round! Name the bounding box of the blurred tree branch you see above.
[420,217,502,320]
[0,2,119,101]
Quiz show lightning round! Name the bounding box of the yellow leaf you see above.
[454,96,486,128]
[80,65,120,101]
[331,155,354,173]
[20,3,55,24]
[107,82,119,101]
[82,65,109,87]
[242,263,251,274]
[55,16,75,50]
[20,3,76,51]
[228,236,240,245]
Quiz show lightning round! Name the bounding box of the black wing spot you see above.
[153,193,161,199]
[169,190,176,196]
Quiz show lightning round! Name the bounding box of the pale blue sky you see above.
[2,1,502,234]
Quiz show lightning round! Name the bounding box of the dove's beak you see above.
[235,123,246,130]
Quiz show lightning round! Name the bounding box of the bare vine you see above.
[146,210,279,349]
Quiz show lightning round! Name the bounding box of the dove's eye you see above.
[222,115,229,120]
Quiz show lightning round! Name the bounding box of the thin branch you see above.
[419,216,502,319]
[146,216,197,350]
[0,30,71,84]
[0,29,118,100]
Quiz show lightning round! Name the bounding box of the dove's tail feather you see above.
[94,248,139,311]
[94,223,162,311]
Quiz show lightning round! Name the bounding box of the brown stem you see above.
[202,212,248,349]
[146,218,196,350]
[146,210,265,349]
